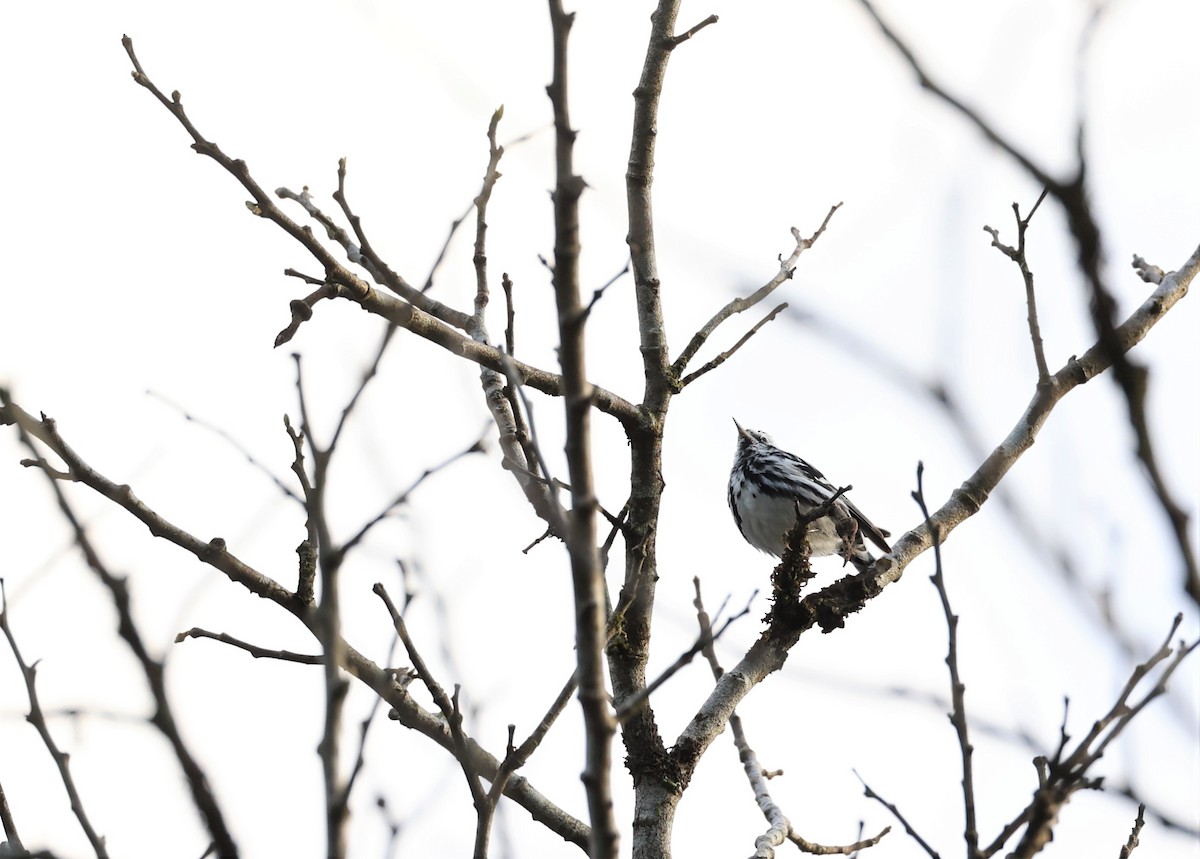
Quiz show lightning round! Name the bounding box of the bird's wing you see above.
[782,452,892,554]
[844,498,892,554]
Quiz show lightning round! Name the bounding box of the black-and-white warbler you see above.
[728,419,891,571]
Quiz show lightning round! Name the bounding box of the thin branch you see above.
[982,189,1051,385]
[329,320,397,453]
[147,390,303,504]
[693,579,888,858]
[174,627,323,664]
[372,585,488,822]
[0,777,23,857]
[672,207,840,382]
[0,395,589,849]
[913,463,979,859]
[1000,616,1197,858]
[783,306,1180,703]
[679,302,787,388]
[340,637,401,815]
[615,592,753,723]
[852,2,1050,186]
[421,121,544,295]
[471,105,505,329]
[1,580,109,858]
[1,398,239,857]
[580,260,632,321]
[336,429,488,561]
[1118,805,1145,859]
[666,243,1197,800]
[283,414,318,605]
[286,356,350,859]
[423,198,476,293]
[1107,785,1199,839]
[330,156,423,316]
[668,14,719,48]
[457,108,568,538]
[854,771,940,859]
[849,4,1199,605]
[122,37,474,329]
[501,272,517,355]
[789,827,890,857]
[274,284,338,347]
[120,36,640,432]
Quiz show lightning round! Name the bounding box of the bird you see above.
[728,419,890,572]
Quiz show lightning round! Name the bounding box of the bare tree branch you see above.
[666,242,1196,798]
[693,579,889,857]
[0,394,590,847]
[913,464,979,859]
[1003,616,1196,858]
[373,584,490,856]
[1,581,109,859]
[615,592,752,724]
[1118,805,1146,859]
[679,302,787,389]
[610,4,700,852]
[119,36,641,434]
[2,394,239,858]
[855,771,940,859]
[0,777,25,858]
[546,3,618,856]
[147,390,303,505]
[673,208,840,382]
[983,190,1051,386]
[850,2,1199,605]
[336,429,487,562]
[174,628,323,664]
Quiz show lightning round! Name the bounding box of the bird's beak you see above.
[732,418,752,441]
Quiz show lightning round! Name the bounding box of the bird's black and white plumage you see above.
[728,419,890,571]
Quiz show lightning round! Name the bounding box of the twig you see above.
[580,260,632,320]
[1,400,239,856]
[615,592,753,723]
[147,390,303,504]
[672,207,840,383]
[285,354,351,858]
[1107,785,1198,839]
[174,628,323,664]
[501,273,517,355]
[336,429,488,561]
[854,771,940,859]
[913,463,979,858]
[330,321,397,453]
[1118,805,1145,859]
[783,307,1177,700]
[692,580,888,857]
[849,4,1199,606]
[679,302,788,388]
[120,36,641,433]
[982,190,1051,385]
[668,13,719,48]
[422,120,544,295]
[998,616,1197,858]
[372,584,489,851]
[0,395,589,848]
[1,580,108,858]
[283,413,318,604]
[0,778,23,856]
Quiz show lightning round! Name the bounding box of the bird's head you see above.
[732,418,773,447]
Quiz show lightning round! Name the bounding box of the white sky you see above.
[1,1,1197,858]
